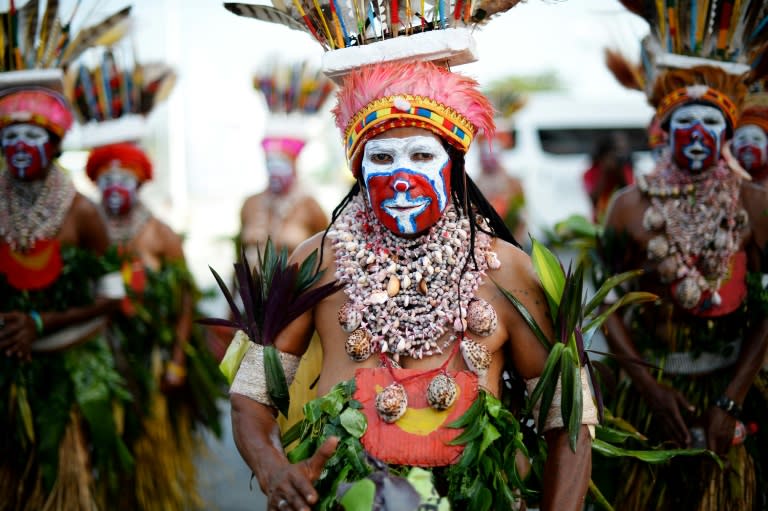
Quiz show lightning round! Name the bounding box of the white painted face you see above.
[669,104,727,172]
[1,123,52,179]
[97,167,139,216]
[361,135,451,235]
[732,124,768,171]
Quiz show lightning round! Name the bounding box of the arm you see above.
[600,190,693,447]
[497,244,592,511]
[304,197,330,236]
[230,233,338,511]
[0,196,117,360]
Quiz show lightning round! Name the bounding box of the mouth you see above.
[684,144,709,160]
[382,195,430,216]
[11,153,32,168]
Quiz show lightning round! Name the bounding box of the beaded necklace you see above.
[102,201,152,245]
[639,156,747,309]
[329,194,498,360]
[0,164,76,252]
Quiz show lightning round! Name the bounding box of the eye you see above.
[370,153,393,164]
[703,117,721,126]
[411,152,434,162]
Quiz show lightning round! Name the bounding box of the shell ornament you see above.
[345,328,373,362]
[426,373,458,411]
[466,298,498,337]
[375,382,408,423]
[460,338,491,381]
[338,301,362,333]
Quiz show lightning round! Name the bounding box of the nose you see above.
[394,179,409,192]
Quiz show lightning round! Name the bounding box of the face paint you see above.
[97,168,139,216]
[265,152,296,194]
[362,135,451,235]
[732,124,768,173]
[1,123,54,180]
[669,104,726,172]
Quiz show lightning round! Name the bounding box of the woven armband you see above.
[229,343,301,407]
[526,367,598,436]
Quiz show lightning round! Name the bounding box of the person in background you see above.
[732,79,768,187]
[583,132,635,223]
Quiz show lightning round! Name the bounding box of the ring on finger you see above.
[277,498,289,510]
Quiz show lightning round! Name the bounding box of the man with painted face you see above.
[733,103,768,186]
[228,60,595,511]
[84,142,225,510]
[0,85,131,509]
[600,65,768,509]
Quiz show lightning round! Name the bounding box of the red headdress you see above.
[86,142,153,183]
[0,87,74,137]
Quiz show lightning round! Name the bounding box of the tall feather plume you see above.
[20,0,39,67]
[35,0,58,66]
[58,6,132,67]
[604,48,645,91]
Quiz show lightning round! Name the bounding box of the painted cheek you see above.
[736,144,767,171]
[366,172,443,234]
[672,123,720,169]
[4,142,46,180]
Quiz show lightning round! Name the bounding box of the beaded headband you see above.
[657,85,739,129]
[737,108,768,135]
[344,94,475,161]
[0,88,73,137]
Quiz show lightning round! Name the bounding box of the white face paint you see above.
[361,135,451,235]
[669,104,726,171]
[97,168,139,215]
[1,123,51,178]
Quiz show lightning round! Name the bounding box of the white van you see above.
[469,92,655,238]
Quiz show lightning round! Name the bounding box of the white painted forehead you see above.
[735,124,767,137]
[364,135,446,152]
[2,123,48,134]
[671,104,725,121]
[99,167,138,181]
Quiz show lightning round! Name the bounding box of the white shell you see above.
[368,291,389,305]
[337,301,362,333]
[375,382,408,423]
[675,276,702,309]
[642,207,665,231]
[485,251,501,270]
[467,298,498,337]
[657,257,678,284]
[387,275,401,297]
[647,235,669,260]
[427,373,458,411]
[460,338,491,378]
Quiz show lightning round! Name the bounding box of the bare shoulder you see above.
[492,238,538,291]
[70,192,109,253]
[71,192,100,218]
[148,217,185,260]
[289,231,336,274]
[604,184,643,227]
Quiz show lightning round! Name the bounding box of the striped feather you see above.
[59,6,131,67]
[223,3,310,34]
[20,0,38,66]
[35,0,58,66]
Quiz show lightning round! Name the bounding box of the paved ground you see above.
[197,400,268,511]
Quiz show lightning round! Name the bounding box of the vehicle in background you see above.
[467,92,655,238]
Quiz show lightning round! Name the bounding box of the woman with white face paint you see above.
[228,60,596,511]
[0,86,129,510]
[84,141,226,511]
[600,60,768,509]
[733,100,768,186]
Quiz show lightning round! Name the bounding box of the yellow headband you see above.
[657,85,738,129]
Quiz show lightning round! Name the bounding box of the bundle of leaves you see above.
[199,239,342,416]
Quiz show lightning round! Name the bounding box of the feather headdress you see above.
[254,59,335,158]
[738,78,768,133]
[333,60,494,173]
[619,1,767,130]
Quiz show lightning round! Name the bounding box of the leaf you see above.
[588,479,615,511]
[495,280,552,351]
[16,384,35,443]
[560,263,585,344]
[338,478,376,510]
[591,439,723,467]
[448,415,487,446]
[560,349,574,430]
[594,425,643,445]
[582,291,657,344]
[537,355,562,434]
[530,238,565,320]
[568,362,583,451]
[447,391,484,429]
[207,265,242,326]
[479,423,501,455]
[339,408,367,438]
[264,345,290,417]
[527,342,564,413]
[583,269,644,317]
[218,330,251,385]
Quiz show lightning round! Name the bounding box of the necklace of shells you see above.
[639,157,747,310]
[0,164,76,252]
[329,194,502,422]
[102,201,152,245]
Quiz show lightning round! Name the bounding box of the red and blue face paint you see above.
[1,123,54,181]
[362,135,452,235]
[669,104,727,172]
[733,124,768,174]
[97,168,139,216]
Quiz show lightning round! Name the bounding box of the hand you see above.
[641,380,695,447]
[704,406,737,456]
[0,312,35,361]
[266,436,339,511]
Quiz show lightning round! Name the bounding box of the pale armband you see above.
[525,367,599,438]
[229,342,301,407]
[96,271,126,299]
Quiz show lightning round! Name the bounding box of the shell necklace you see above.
[0,164,76,252]
[103,201,152,245]
[639,157,747,309]
[329,194,500,361]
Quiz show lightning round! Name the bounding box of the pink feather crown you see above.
[333,60,495,173]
